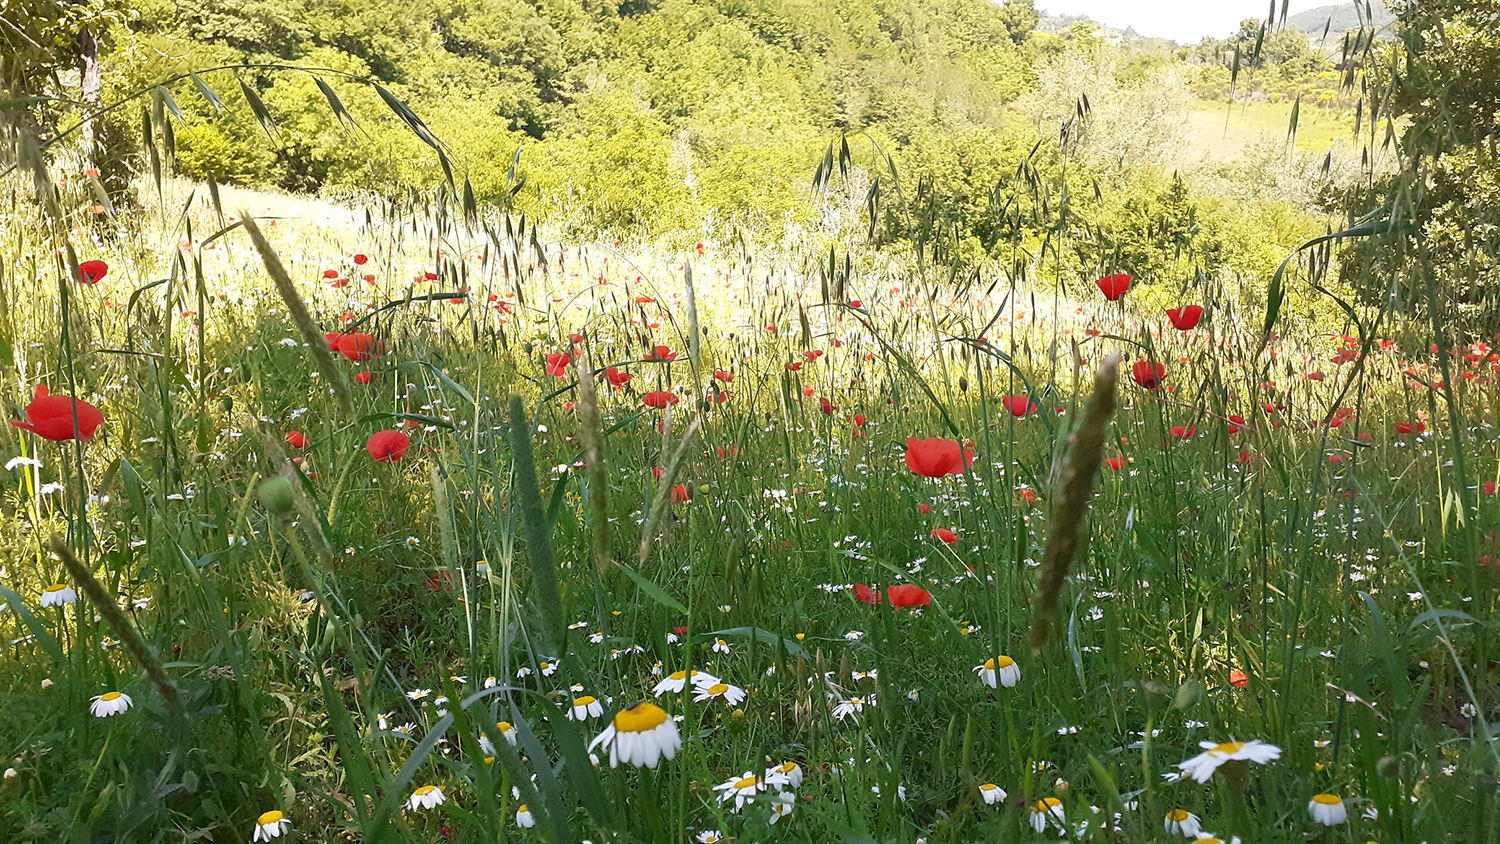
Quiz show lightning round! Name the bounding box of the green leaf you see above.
[0,584,65,665]
[617,564,688,614]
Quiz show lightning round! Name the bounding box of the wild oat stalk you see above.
[508,393,567,657]
[573,344,612,570]
[241,212,355,421]
[1030,353,1120,650]
[638,415,702,565]
[51,536,181,712]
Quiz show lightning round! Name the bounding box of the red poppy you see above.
[355,370,373,384]
[849,300,863,308]
[545,352,571,378]
[337,333,380,362]
[1095,273,1131,301]
[1170,425,1196,440]
[854,583,883,605]
[78,260,109,284]
[1227,415,1246,435]
[904,437,976,477]
[886,584,931,608]
[642,391,679,408]
[820,397,836,415]
[427,570,455,591]
[931,528,958,544]
[1166,305,1203,330]
[1105,456,1124,470]
[853,414,866,427]
[644,345,677,362]
[803,350,824,363]
[785,361,802,371]
[714,370,733,382]
[325,332,342,351]
[366,430,410,463]
[918,503,931,514]
[322,269,339,279]
[1234,449,1254,465]
[671,484,691,503]
[10,385,104,442]
[1394,422,1424,434]
[1131,360,1166,390]
[602,366,632,388]
[1001,395,1036,418]
[287,431,310,449]
[353,253,368,265]
[568,333,584,345]
[1484,482,1497,496]
[1229,669,1248,688]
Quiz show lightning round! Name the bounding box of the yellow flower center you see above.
[1034,797,1061,811]
[614,702,669,733]
[574,695,596,706]
[706,683,729,695]
[776,762,797,774]
[497,721,513,732]
[414,786,435,796]
[256,810,284,825]
[1312,793,1342,805]
[980,783,998,791]
[668,670,688,680]
[518,804,528,813]
[1211,741,1246,755]
[734,776,759,790]
[1167,809,1189,821]
[101,692,121,701]
[46,584,68,592]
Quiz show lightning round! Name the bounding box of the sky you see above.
[1038,0,1341,44]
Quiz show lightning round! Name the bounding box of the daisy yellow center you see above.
[706,683,729,695]
[414,786,435,796]
[1034,797,1061,811]
[518,804,528,813]
[497,721,512,732]
[734,776,759,789]
[980,783,998,791]
[1211,741,1246,755]
[1198,839,1223,844]
[614,702,669,732]
[668,670,689,680]
[985,655,1014,670]
[257,811,284,825]
[101,692,121,701]
[776,763,797,774]
[1167,809,1189,821]
[574,695,596,706]
[540,662,552,669]
[1312,793,1342,805]
[46,584,68,592]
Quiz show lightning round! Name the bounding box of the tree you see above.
[997,0,1038,46]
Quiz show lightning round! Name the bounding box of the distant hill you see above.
[1036,13,1176,51]
[1287,3,1395,39]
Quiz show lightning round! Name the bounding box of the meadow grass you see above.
[0,171,1494,844]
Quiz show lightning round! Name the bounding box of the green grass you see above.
[0,169,1494,844]
[1181,99,1357,162]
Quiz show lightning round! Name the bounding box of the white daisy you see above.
[516,804,535,828]
[831,696,871,721]
[588,702,682,768]
[1164,808,1201,837]
[693,682,746,706]
[978,782,1007,805]
[768,791,796,823]
[713,770,790,810]
[567,695,604,720]
[252,810,291,841]
[405,785,445,811]
[766,761,803,788]
[40,584,76,607]
[695,831,725,843]
[1177,740,1282,783]
[974,655,1019,688]
[712,638,731,654]
[479,721,518,753]
[651,669,720,696]
[89,691,132,717]
[1030,797,1066,834]
[1308,793,1347,825]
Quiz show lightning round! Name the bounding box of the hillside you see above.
[1287,2,1395,38]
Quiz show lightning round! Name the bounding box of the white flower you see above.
[540,659,560,677]
[405,536,421,549]
[978,783,1007,805]
[766,761,803,788]
[652,669,719,696]
[5,456,42,470]
[693,682,746,706]
[1177,740,1282,783]
[1030,797,1066,833]
[1308,793,1347,825]
[567,695,604,720]
[516,804,535,827]
[1164,809,1201,837]
[712,638,731,654]
[40,584,76,607]
[831,696,871,721]
[405,785,445,811]
[1460,702,1478,718]
[89,691,132,717]
[974,655,1019,688]
[843,630,865,641]
[769,791,796,824]
[713,770,790,810]
[588,703,682,768]
[479,721,518,753]
[406,688,432,701]
[252,810,291,841]
[696,830,725,843]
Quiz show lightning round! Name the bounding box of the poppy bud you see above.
[258,477,296,515]
[221,395,234,413]
[958,375,968,393]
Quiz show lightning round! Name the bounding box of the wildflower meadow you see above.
[3,1,1498,843]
